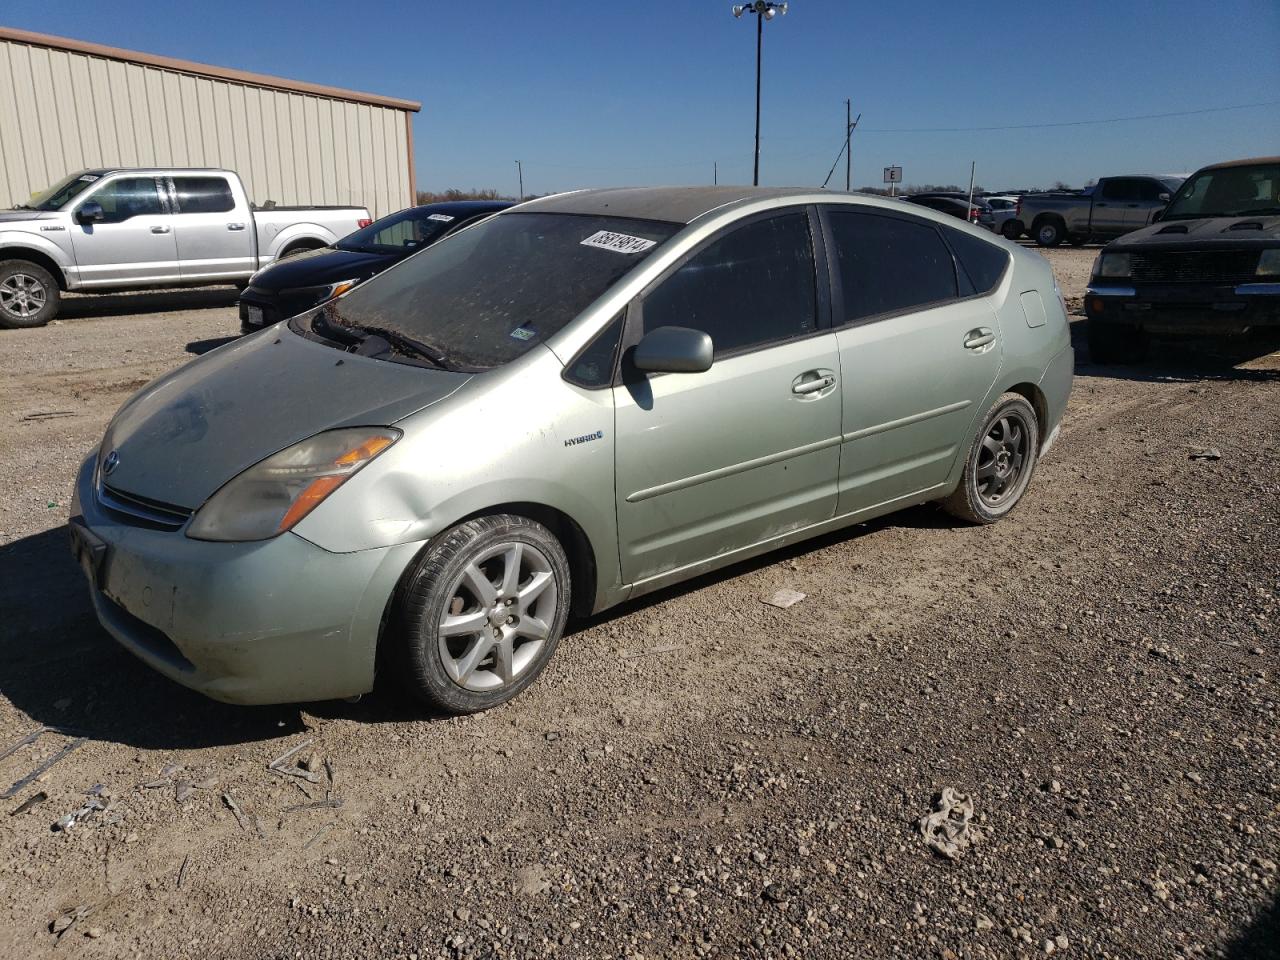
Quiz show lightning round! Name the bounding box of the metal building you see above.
[0,27,420,217]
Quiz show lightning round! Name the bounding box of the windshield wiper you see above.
[324,315,453,371]
[12,203,32,210]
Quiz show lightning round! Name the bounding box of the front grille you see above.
[1129,250,1260,285]
[99,483,192,531]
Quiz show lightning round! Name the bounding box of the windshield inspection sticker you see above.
[427,213,455,222]
[78,174,100,182]
[509,324,538,342]
[580,230,657,255]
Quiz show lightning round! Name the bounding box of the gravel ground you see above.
[0,249,1276,959]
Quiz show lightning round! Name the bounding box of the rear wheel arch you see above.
[277,239,326,259]
[1007,382,1048,443]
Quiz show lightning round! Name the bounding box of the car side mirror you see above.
[76,201,105,224]
[632,326,713,374]
[1158,192,1171,202]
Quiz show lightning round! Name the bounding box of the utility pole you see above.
[515,160,524,200]
[966,160,976,222]
[845,99,851,191]
[714,161,718,185]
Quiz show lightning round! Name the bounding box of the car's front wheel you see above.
[0,260,60,329]
[395,514,571,714]
[942,393,1040,524]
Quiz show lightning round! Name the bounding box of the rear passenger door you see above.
[613,209,842,585]
[169,175,256,281]
[822,207,1006,513]
[1092,179,1139,236]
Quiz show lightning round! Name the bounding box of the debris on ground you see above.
[1189,447,1222,461]
[917,787,979,860]
[8,790,47,816]
[0,727,88,799]
[268,740,324,784]
[762,588,806,609]
[176,854,191,889]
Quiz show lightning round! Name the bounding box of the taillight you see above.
[356,218,372,229]
[970,208,980,221]
[1015,200,1021,216]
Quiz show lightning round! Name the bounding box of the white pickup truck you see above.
[0,167,371,328]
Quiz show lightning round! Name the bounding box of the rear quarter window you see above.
[943,227,1011,295]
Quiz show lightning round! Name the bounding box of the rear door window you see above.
[826,209,958,323]
[942,226,1010,295]
[172,177,236,214]
[640,212,817,357]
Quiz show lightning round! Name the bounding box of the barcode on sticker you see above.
[580,230,657,254]
[427,213,455,222]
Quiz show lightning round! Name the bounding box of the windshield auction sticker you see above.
[580,230,657,254]
[427,213,455,222]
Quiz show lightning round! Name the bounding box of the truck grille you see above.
[1129,250,1260,285]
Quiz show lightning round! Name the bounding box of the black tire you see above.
[1000,220,1023,241]
[1087,320,1148,364]
[1033,219,1065,247]
[394,514,571,714]
[942,393,1040,525]
[0,260,60,329]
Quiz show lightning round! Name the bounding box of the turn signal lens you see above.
[187,428,400,542]
[328,278,360,299]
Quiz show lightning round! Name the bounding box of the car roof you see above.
[515,186,819,225]
[407,200,513,215]
[1195,156,1280,172]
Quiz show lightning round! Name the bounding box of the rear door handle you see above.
[792,371,836,395]
[227,222,246,231]
[150,225,171,234]
[964,328,995,349]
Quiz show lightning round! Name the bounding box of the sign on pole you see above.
[882,166,902,183]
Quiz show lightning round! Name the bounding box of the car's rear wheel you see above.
[942,393,1039,524]
[1034,219,1064,247]
[1087,320,1148,364]
[0,260,60,329]
[394,514,571,714]
[1000,220,1023,241]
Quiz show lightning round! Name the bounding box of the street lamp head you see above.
[732,4,745,17]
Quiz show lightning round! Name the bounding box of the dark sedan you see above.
[238,200,513,332]
[902,194,996,231]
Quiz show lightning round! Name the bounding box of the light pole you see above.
[732,1,787,187]
[515,160,524,200]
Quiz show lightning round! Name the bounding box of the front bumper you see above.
[1085,281,1280,334]
[238,286,328,334]
[69,455,422,705]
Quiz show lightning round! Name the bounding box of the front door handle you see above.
[227,222,246,231]
[792,372,836,395]
[964,328,995,350]
[150,225,171,234]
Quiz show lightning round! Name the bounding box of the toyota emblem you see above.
[102,451,120,476]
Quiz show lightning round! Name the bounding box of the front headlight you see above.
[187,427,400,542]
[1257,249,1280,276]
[1096,253,1131,279]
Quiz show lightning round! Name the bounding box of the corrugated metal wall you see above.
[0,37,413,217]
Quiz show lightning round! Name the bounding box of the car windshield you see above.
[1162,163,1280,220]
[327,211,680,370]
[20,170,109,211]
[337,208,461,254]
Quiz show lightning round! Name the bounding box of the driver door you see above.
[69,175,179,287]
[613,208,842,587]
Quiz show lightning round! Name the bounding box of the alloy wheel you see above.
[436,541,558,692]
[974,410,1029,508]
[0,273,47,318]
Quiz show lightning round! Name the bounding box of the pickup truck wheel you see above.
[394,514,571,714]
[1034,220,1064,247]
[1087,320,1148,364]
[942,393,1039,525]
[0,260,60,329]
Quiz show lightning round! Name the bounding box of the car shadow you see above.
[59,287,239,321]
[0,526,309,750]
[1227,891,1280,959]
[1069,318,1280,384]
[186,336,239,356]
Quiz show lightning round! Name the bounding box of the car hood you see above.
[252,246,399,291]
[99,327,470,510]
[0,209,55,223]
[1111,215,1280,248]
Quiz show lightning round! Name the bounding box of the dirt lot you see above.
[0,248,1277,960]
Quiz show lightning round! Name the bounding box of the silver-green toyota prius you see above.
[70,187,1073,713]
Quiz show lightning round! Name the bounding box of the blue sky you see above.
[5,0,1279,194]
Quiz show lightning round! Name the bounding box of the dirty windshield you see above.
[328,212,680,370]
[1161,163,1280,220]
